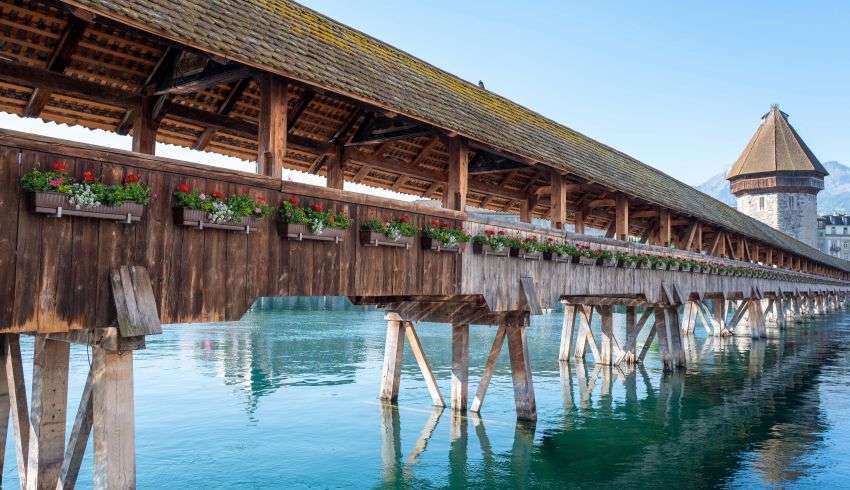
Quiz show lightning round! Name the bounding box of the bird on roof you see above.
[478,80,485,89]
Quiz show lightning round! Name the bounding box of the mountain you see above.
[696,161,850,214]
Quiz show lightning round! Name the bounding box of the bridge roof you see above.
[10,1,846,272]
[728,105,827,180]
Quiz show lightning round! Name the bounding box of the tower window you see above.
[759,197,764,210]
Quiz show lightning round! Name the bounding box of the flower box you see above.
[422,237,462,253]
[360,230,414,249]
[510,247,542,261]
[543,252,573,263]
[601,258,618,267]
[178,207,256,233]
[680,264,692,272]
[33,191,143,223]
[639,262,653,270]
[577,256,598,266]
[653,262,668,271]
[618,260,638,269]
[280,222,346,243]
[668,263,680,272]
[472,242,509,257]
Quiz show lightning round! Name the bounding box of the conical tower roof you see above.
[727,105,827,180]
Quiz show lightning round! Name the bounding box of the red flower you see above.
[547,237,554,242]
[51,161,66,172]
[257,196,267,204]
[438,221,448,229]
[310,202,324,212]
[430,219,440,227]
[83,170,96,183]
[399,215,410,224]
[211,191,225,199]
[484,229,495,237]
[124,174,140,184]
[288,196,300,206]
[177,183,190,193]
[497,230,506,236]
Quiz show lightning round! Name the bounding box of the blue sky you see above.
[296,0,850,185]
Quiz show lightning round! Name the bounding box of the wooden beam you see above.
[26,337,70,490]
[192,78,249,150]
[451,323,470,412]
[287,90,315,129]
[615,196,629,240]
[520,195,538,223]
[92,348,135,490]
[404,323,445,407]
[151,64,253,96]
[632,209,658,218]
[443,137,469,211]
[470,325,506,413]
[326,144,345,189]
[709,232,724,256]
[658,209,672,246]
[379,317,405,402]
[410,137,438,168]
[131,96,156,155]
[256,74,288,179]
[726,234,738,260]
[574,208,585,234]
[0,60,138,109]
[550,172,567,229]
[681,222,698,251]
[57,366,93,490]
[506,320,536,421]
[468,153,529,174]
[589,198,616,208]
[4,335,28,484]
[23,16,88,118]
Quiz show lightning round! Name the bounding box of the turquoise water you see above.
[3,298,850,488]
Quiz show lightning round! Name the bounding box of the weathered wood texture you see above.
[0,133,461,333]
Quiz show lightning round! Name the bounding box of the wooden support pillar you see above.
[747,299,766,339]
[574,209,585,235]
[326,144,345,190]
[57,367,93,490]
[379,316,405,402]
[658,209,672,247]
[573,305,600,361]
[471,325,506,413]
[4,335,29,484]
[663,306,686,369]
[403,322,445,408]
[550,173,567,229]
[623,306,641,365]
[131,96,156,155]
[558,304,577,361]
[615,196,629,240]
[653,307,672,369]
[443,137,468,211]
[712,298,730,336]
[451,323,469,412]
[682,301,698,334]
[26,336,70,490]
[92,347,136,490]
[505,317,536,421]
[598,305,615,365]
[257,73,288,179]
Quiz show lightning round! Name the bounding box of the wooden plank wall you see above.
[461,221,849,312]
[0,131,462,333]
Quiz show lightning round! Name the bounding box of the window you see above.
[759,196,764,210]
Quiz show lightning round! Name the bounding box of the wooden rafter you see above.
[116,46,182,135]
[192,78,250,150]
[23,16,88,118]
[151,64,253,96]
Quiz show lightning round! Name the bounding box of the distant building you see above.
[818,214,850,260]
[726,105,827,248]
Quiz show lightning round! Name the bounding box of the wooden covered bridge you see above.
[0,0,847,487]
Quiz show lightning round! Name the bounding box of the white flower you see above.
[68,183,100,209]
[208,201,237,224]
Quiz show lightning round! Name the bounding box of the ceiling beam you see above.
[468,153,530,175]
[287,90,315,129]
[23,16,88,118]
[192,77,250,150]
[151,64,254,96]
[116,46,182,135]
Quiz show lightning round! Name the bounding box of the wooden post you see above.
[574,209,585,234]
[659,209,672,247]
[26,336,70,490]
[573,305,600,361]
[131,96,156,155]
[663,306,686,368]
[451,323,469,412]
[712,297,728,336]
[443,137,468,211]
[471,325,506,413]
[326,144,345,189]
[5,335,29,484]
[615,196,629,240]
[505,318,536,421]
[92,347,136,490]
[257,73,288,179]
[682,301,698,334]
[550,173,566,229]
[57,367,93,490]
[558,304,577,361]
[0,338,8,486]
[379,316,405,402]
[654,307,675,371]
[624,306,637,364]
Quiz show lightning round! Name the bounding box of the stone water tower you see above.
[727,105,827,248]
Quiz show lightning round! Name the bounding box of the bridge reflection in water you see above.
[177,298,842,488]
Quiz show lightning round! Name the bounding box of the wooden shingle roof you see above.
[14,1,846,271]
[728,105,827,179]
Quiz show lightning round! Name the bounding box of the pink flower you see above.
[254,207,262,214]
[199,193,207,200]
[48,178,64,187]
